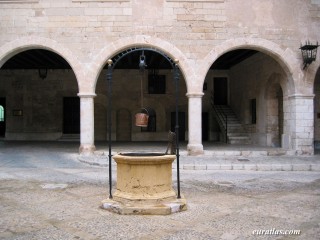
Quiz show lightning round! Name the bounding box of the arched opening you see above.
[0,49,79,141]
[314,67,320,154]
[202,48,288,148]
[0,101,5,137]
[94,47,187,143]
[141,107,156,133]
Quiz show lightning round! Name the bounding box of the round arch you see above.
[313,65,320,153]
[309,60,320,92]
[0,36,83,91]
[199,38,302,95]
[88,35,193,94]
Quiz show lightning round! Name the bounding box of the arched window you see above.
[141,108,156,132]
[0,106,4,122]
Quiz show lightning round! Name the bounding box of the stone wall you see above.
[0,69,78,140]
[0,0,318,74]
[228,52,288,147]
[95,69,188,141]
[0,0,319,154]
[315,69,320,148]
[0,68,188,141]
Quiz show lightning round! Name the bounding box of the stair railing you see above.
[211,91,228,143]
[212,105,228,143]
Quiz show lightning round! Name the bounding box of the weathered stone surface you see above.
[0,0,319,155]
[101,153,187,215]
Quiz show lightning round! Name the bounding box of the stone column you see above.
[289,94,315,155]
[78,93,96,155]
[187,93,204,155]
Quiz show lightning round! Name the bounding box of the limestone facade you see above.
[0,0,319,155]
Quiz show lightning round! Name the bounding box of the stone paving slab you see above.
[1,141,320,172]
[78,154,320,172]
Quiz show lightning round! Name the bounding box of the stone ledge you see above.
[101,197,187,215]
[77,155,320,172]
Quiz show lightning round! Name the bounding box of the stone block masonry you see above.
[0,0,319,155]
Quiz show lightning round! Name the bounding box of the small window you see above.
[141,115,156,132]
[148,74,166,94]
[251,99,256,124]
[0,106,4,122]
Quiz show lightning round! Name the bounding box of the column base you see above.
[187,144,204,156]
[294,146,314,155]
[79,144,96,155]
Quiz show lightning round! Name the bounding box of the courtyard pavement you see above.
[83,141,320,172]
[0,141,320,239]
[1,140,320,172]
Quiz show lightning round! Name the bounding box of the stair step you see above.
[227,133,249,137]
[213,104,251,145]
[228,136,250,140]
[229,139,251,145]
[59,134,80,141]
[226,124,242,127]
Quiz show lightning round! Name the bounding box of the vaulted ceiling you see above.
[2,49,71,69]
[1,48,258,70]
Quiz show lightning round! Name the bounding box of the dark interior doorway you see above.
[0,98,5,137]
[202,112,209,141]
[63,97,80,134]
[213,77,228,105]
[171,112,185,141]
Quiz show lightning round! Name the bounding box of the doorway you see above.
[63,97,80,134]
[213,77,228,105]
[0,98,5,137]
[202,112,209,141]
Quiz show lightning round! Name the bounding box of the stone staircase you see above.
[212,105,251,144]
[59,134,80,141]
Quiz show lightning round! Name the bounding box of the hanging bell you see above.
[135,112,149,127]
[135,108,149,127]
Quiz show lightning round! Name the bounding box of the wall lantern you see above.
[300,41,319,69]
[139,51,147,71]
[38,68,47,79]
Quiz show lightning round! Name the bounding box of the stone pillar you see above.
[281,95,291,149]
[289,94,315,155]
[78,93,96,155]
[186,93,204,155]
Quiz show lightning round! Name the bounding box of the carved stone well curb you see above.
[101,153,187,215]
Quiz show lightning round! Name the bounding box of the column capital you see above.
[288,93,315,100]
[186,92,204,98]
[77,93,97,98]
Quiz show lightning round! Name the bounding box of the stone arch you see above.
[314,66,320,152]
[310,60,320,87]
[200,38,301,95]
[0,36,83,92]
[88,35,192,94]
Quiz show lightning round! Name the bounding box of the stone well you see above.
[101,153,187,215]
